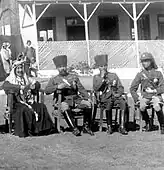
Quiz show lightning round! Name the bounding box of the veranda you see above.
[17,0,164,70]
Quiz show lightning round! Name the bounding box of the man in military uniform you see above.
[45,55,94,136]
[130,52,164,133]
[93,55,128,135]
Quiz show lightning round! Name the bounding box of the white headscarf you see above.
[6,60,35,85]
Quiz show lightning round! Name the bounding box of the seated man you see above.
[2,60,54,137]
[130,52,164,133]
[93,55,128,135]
[45,55,94,136]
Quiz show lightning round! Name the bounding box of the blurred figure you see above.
[0,42,12,76]
[24,40,36,76]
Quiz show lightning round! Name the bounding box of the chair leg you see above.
[133,107,137,125]
[119,110,121,125]
[8,113,12,134]
[5,119,9,133]
[54,117,61,133]
[92,104,97,124]
[150,108,154,128]
[75,118,78,127]
[99,109,104,132]
[139,109,143,132]
[115,109,118,127]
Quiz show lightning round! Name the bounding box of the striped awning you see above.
[17,0,164,4]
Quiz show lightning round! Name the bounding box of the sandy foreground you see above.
[0,93,163,170]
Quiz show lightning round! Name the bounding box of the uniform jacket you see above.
[130,68,164,103]
[93,72,124,103]
[45,73,89,102]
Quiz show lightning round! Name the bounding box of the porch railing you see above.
[38,40,164,70]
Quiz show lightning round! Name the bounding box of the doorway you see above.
[98,16,119,40]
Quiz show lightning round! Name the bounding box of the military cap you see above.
[53,55,67,68]
[94,55,108,67]
[140,52,158,69]
[140,52,153,62]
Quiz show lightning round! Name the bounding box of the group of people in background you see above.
[0,40,37,82]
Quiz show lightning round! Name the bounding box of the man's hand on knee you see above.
[61,102,69,112]
[151,96,161,111]
[81,99,92,108]
[138,96,148,111]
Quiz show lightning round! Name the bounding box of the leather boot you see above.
[107,125,113,135]
[140,110,151,131]
[145,121,151,132]
[63,111,81,136]
[156,110,164,134]
[83,108,94,136]
[106,110,113,134]
[161,125,164,134]
[72,127,81,136]
[119,110,128,135]
[83,123,94,136]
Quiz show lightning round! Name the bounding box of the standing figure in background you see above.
[24,40,36,76]
[0,42,12,76]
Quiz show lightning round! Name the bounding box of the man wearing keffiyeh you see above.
[2,60,54,137]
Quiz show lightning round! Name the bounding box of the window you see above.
[37,17,55,41]
[1,25,11,36]
[158,15,164,40]
[98,16,119,40]
[66,17,85,41]
[130,15,150,40]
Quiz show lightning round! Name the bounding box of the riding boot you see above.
[83,108,94,136]
[118,110,128,135]
[63,110,81,136]
[91,104,98,129]
[106,110,113,134]
[156,110,164,134]
[140,110,151,131]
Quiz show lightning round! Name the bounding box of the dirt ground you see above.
[0,80,164,170]
[0,99,163,169]
[0,128,164,169]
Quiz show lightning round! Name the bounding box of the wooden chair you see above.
[52,89,94,132]
[134,102,162,132]
[92,92,129,132]
[4,89,45,134]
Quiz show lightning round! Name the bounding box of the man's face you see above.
[99,65,107,77]
[15,64,24,77]
[27,41,31,46]
[58,66,67,76]
[142,59,151,69]
[2,45,7,49]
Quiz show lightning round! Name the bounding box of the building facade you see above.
[36,3,163,41]
[1,0,164,70]
[1,1,164,41]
